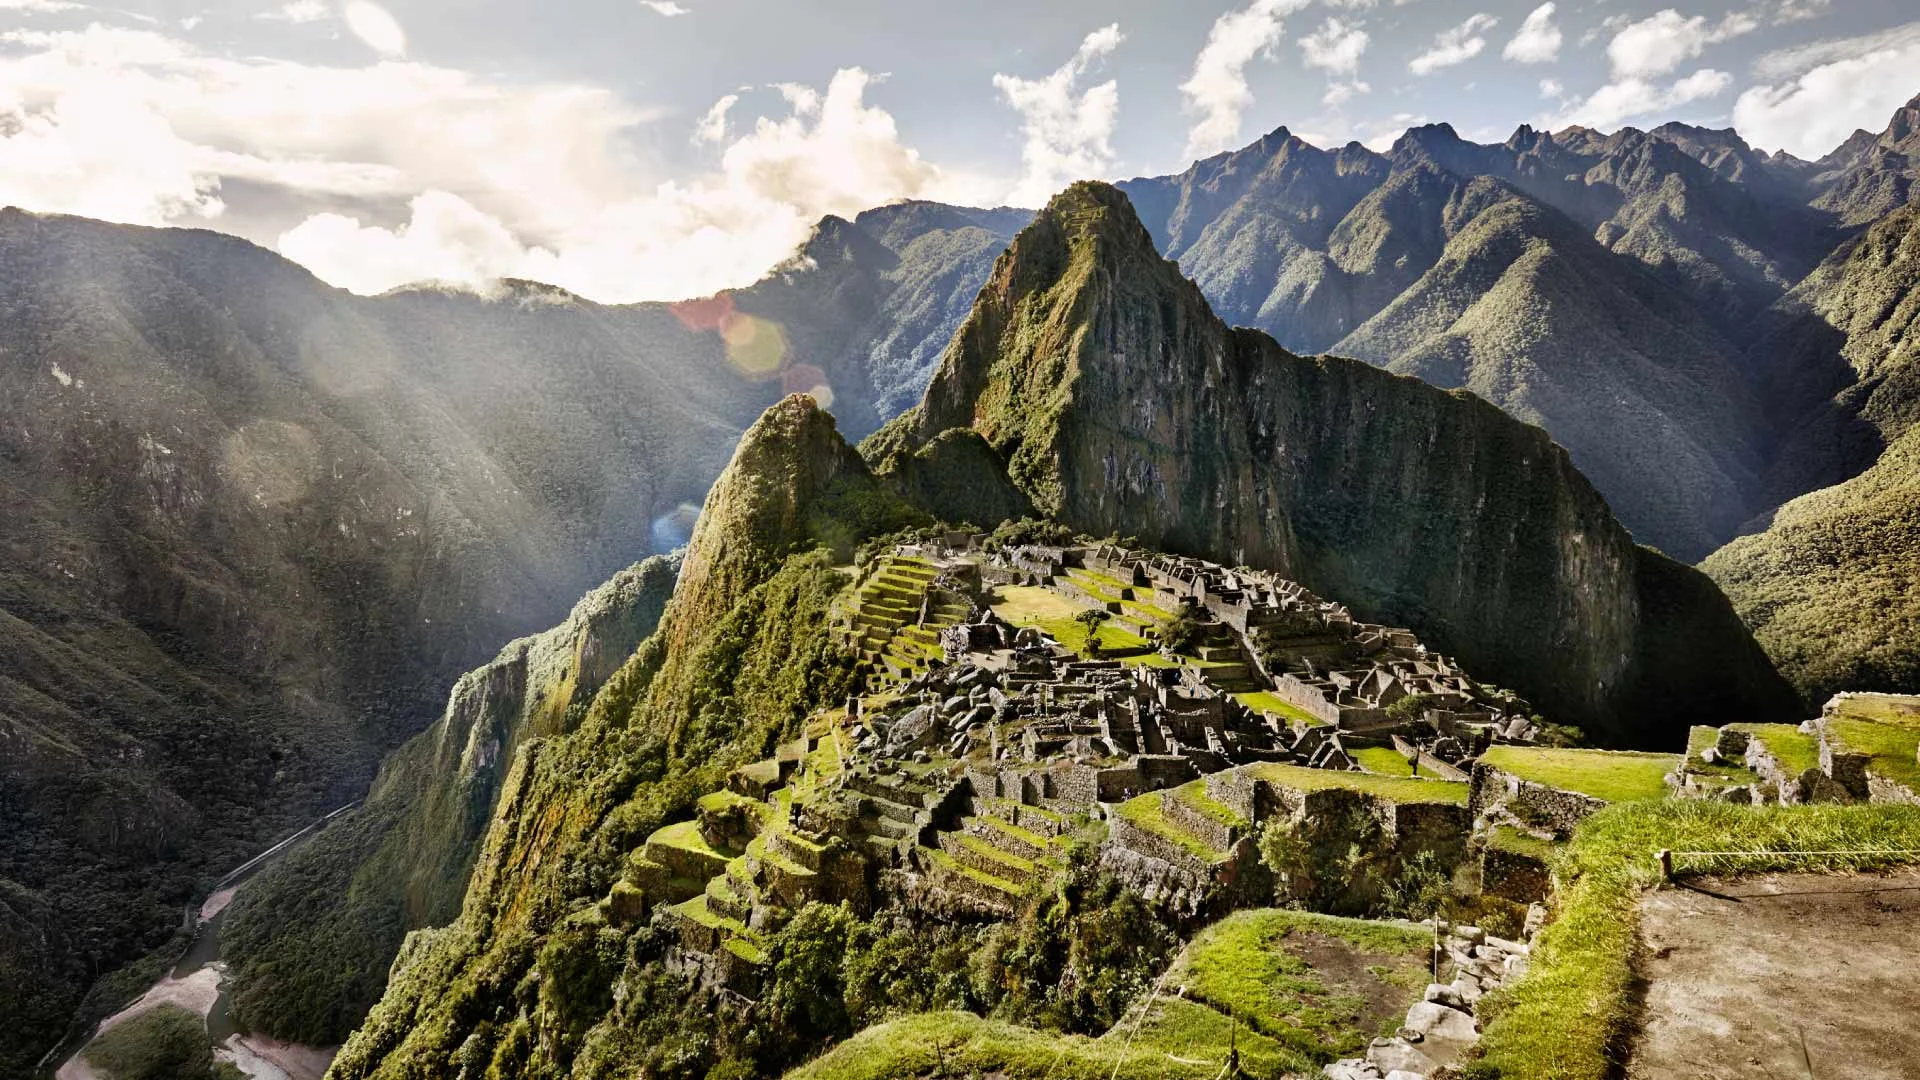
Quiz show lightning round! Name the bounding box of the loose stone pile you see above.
[1325,911,1544,1080]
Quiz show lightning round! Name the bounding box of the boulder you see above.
[1404,1001,1478,1043]
[1423,982,1466,1009]
[1367,1037,1439,1076]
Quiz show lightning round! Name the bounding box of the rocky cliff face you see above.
[879,182,1797,744]
[216,554,679,1044]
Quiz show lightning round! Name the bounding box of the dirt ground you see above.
[1628,870,1920,1080]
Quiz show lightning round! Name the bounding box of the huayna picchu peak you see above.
[871,181,1797,745]
[16,45,1920,1080]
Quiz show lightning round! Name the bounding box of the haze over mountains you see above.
[5,94,1920,1075]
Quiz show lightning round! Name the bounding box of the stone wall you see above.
[1468,763,1607,838]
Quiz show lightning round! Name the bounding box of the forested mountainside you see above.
[0,202,1018,1076]
[870,182,1795,745]
[1115,96,1920,562]
[1702,203,1920,702]
[217,554,679,1045]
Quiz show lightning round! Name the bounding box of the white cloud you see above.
[1299,17,1369,76]
[1179,0,1310,160]
[342,0,405,58]
[691,92,736,144]
[1409,13,1497,75]
[1503,3,1561,65]
[1553,68,1732,130]
[1322,79,1370,106]
[1752,19,1920,79]
[261,0,328,22]
[0,0,85,10]
[1735,25,1920,158]
[1606,8,1754,80]
[0,25,994,301]
[993,24,1124,207]
[641,1,689,15]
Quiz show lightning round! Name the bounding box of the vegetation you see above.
[1244,763,1468,805]
[82,1006,222,1080]
[1351,746,1417,777]
[1469,800,1920,1080]
[1477,747,1676,803]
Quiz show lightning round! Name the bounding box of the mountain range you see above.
[6,94,1920,1074]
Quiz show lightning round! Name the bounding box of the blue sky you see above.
[1,0,1914,300]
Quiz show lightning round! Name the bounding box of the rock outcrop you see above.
[872,182,1798,744]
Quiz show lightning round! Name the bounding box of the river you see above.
[54,804,357,1080]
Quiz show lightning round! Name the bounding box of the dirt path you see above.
[1629,870,1920,1080]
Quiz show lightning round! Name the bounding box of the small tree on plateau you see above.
[1074,608,1111,658]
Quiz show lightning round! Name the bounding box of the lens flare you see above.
[719,312,788,376]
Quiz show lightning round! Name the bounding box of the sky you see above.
[0,0,1915,302]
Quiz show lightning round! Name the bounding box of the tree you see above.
[1073,608,1111,657]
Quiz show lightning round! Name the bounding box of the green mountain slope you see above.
[326,395,917,1080]
[216,554,679,1044]
[1703,202,1920,703]
[871,181,1796,745]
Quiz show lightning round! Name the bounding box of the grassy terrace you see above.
[1828,718,1920,792]
[923,845,1023,896]
[786,1005,1307,1080]
[1487,824,1558,860]
[1234,690,1326,727]
[1730,723,1822,777]
[1114,790,1229,862]
[1244,762,1468,805]
[1351,746,1416,776]
[647,819,737,861]
[1828,694,1920,728]
[972,813,1056,854]
[1181,909,1430,1060]
[1478,746,1675,803]
[1171,779,1248,829]
[1473,801,1920,1080]
[991,585,1156,658]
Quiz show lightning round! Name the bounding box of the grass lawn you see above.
[1114,791,1229,862]
[1180,909,1431,1060]
[647,819,736,861]
[1478,746,1675,803]
[1487,824,1558,860]
[1234,690,1326,727]
[1245,762,1468,805]
[1351,746,1416,777]
[1730,723,1823,777]
[1169,780,1249,829]
[784,1005,1306,1080]
[1472,801,1920,1080]
[1826,693,1920,729]
[1828,718,1920,793]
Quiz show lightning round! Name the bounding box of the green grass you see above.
[1828,719,1920,793]
[1180,909,1430,1060]
[1477,746,1675,803]
[1351,746,1417,777]
[696,789,770,819]
[971,813,1055,854]
[1826,694,1920,729]
[1244,762,1468,805]
[1113,791,1228,862]
[992,585,1153,657]
[923,846,1024,896]
[1730,724,1822,777]
[646,819,735,860]
[1234,690,1326,727]
[954,833,1039,876]
[1169,780,1249,829]
[1487,824,1557,860]
[784,1006,1306,1080]
[1472,801,1920,1080]
[83,1004,217,1080]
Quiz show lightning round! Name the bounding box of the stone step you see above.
[939,831,1039,882]
[963,815,1053,862]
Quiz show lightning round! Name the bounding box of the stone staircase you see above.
[846,556,971,688]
